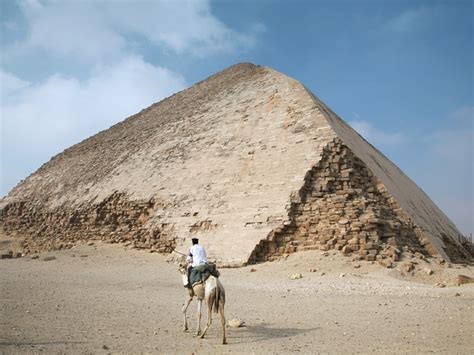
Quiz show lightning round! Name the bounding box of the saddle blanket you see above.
[189,263,220,286]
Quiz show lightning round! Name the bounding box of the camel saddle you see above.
[189,263,220,286]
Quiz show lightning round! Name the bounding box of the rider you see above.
[185,238,208,288]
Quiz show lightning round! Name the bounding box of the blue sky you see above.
[0,0,472,235]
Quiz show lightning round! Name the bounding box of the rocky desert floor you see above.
[1,237,473,354]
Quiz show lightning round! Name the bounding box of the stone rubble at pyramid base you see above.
[1,193,178,255]
[248,138,471,265]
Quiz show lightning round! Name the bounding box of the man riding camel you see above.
[184,238,208,288]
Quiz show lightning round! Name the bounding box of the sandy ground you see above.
[1,238,473,354]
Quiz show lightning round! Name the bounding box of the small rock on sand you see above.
[1,253,12,259]
[424,268,433,275]
[290,273,303,280]
[228,318,245,327]
[403,262,415,272]
[456,274,474,286]
[43,256,56,261]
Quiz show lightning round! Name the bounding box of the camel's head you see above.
[178,261,188,275]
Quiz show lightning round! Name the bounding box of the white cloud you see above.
[386,7,435,33]
[387,10,420,33]
[449,105,474,123]
[5,0,259,62]
[425,130,473,162]
[0,71,30,98]
[107,0,259,55]
[1,56,186,195]
[423,106,473,161]
[349,120,402,145]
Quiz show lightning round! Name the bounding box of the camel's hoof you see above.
[223,340,227,345]
[199,335,205,339]
[183,328,188,332]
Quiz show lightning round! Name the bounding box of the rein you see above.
[172,250,187,257]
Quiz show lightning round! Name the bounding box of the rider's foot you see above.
[184,283,192,289]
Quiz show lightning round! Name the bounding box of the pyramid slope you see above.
[1,63,470,265]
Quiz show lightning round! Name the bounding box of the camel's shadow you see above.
[228,322,319,344]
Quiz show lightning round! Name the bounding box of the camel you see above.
[178,262,227,344]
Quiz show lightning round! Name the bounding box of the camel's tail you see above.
[208,277,225,314]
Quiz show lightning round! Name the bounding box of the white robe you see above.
[189,244,208,267]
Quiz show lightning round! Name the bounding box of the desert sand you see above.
[1,238,473,354]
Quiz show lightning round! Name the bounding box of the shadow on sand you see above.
[228,322,319,344]
[0,340,86,347]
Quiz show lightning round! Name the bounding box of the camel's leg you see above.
[196,299,202,336]
[199,304,213,339]
[182,296,193,332]
[219,302,226,344]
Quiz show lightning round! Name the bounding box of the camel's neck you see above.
[181,273,188,286]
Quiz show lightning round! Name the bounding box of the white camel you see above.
[178,262,227,344]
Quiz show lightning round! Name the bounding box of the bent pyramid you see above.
[1,63,471,266]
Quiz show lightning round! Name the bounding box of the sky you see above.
[0,0,472,235]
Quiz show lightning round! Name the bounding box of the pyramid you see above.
[1,63,471,266]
